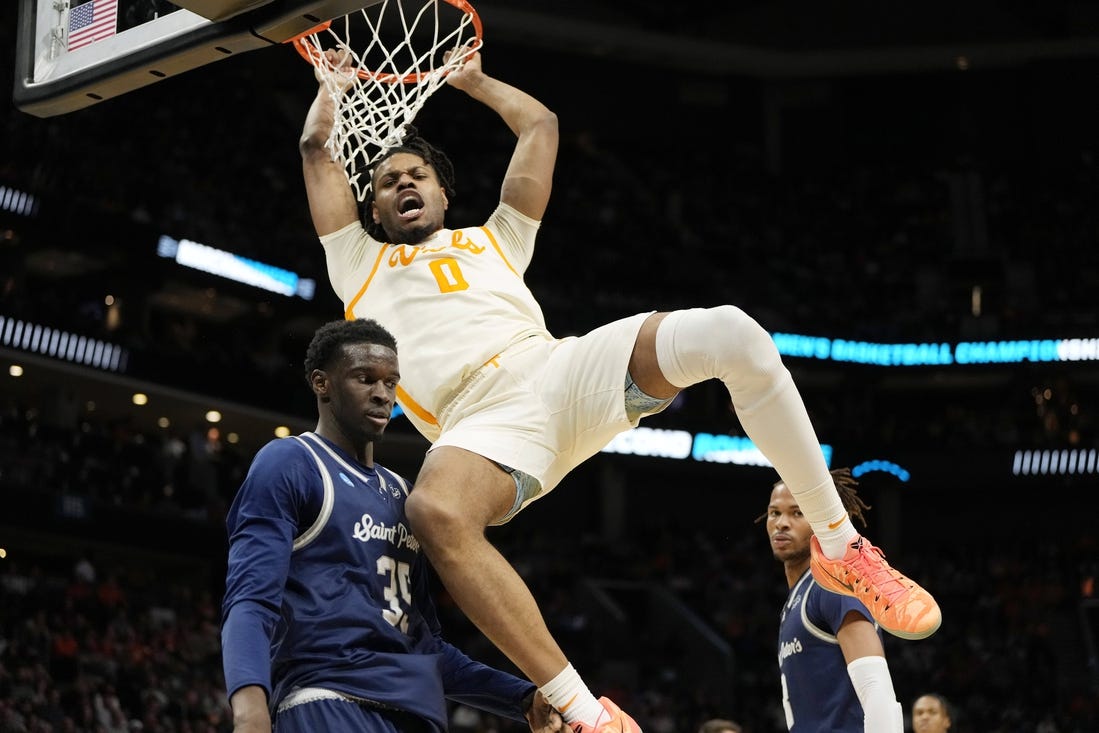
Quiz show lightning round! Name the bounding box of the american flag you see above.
[67,0,118,51]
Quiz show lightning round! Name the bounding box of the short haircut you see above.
[303,318,398,383]
[698,719,743,733]
[363,126,457,240]
[913,692,954,721]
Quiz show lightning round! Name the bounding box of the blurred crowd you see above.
[2,468,1097,732]
[3,9,1099,731]
[0,551,230,732]
[2,46,1098,449]
[3,125,1096,451]
[3,44,1099,337]
[2,397,1099,732]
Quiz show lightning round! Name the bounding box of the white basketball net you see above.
[294,0,482,202]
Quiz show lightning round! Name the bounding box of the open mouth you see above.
[397,190,424,219]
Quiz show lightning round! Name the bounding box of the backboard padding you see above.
[14,0,381,117]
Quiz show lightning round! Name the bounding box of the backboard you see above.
[14,0,382,117]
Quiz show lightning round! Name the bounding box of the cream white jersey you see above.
[320,203,551,441]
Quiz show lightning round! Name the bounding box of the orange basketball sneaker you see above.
[569,697,642,733]
[810,535,941,640]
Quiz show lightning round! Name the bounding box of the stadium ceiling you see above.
[476,0,1099,76]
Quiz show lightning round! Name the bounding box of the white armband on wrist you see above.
[846,656,903,733]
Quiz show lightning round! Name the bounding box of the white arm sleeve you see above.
[846,656,903,733]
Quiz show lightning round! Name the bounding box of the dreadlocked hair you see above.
[830,467,870,528]
[362,125,458,241]
[754,467,871,528]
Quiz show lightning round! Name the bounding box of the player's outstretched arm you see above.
[300,49,361,237]
[445,51,558,221]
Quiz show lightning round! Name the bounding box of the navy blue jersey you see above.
[776,570,881,732]
[221,432,534,732]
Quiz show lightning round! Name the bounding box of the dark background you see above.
[2,1,1099,731]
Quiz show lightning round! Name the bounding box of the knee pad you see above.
[654,306,787,406]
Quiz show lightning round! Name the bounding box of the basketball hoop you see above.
[288,0,483,202]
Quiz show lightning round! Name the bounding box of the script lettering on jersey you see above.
[387,230,486,268]
[352,514,421,552]
[778,637,804,664]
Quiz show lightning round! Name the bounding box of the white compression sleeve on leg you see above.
[846,656,904,733]
[654,307,850,536]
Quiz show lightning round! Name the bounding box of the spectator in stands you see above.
[911,692,952,733]
[698,718,744,733]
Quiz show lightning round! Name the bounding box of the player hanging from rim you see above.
[300,48,941,733]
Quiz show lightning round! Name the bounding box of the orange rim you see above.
[288,0,483,84]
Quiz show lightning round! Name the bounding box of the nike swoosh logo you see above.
[828,515,847,530]
[559,694,578,712]
[823,571,855,593]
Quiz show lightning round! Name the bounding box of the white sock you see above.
[655,307,858,558]
[795,479,859,557]
[540,664,606,727]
